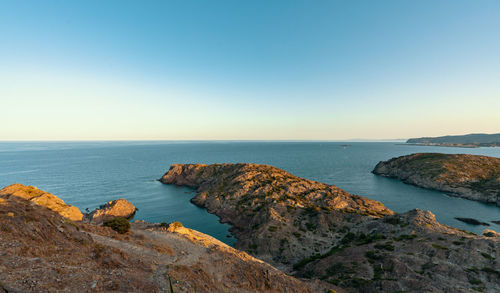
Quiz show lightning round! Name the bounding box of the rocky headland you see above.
[0,183,332,292]
[161,163,500,292]
[372,153,500,206]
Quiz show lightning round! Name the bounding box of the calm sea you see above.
[0,141,499,245]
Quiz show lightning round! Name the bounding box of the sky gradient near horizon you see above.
[1,0,499,140]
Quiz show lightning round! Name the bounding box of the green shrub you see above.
[159,222,168,228]
[480,252,495,261]
[305,222,315,231]
[374,242,395,251]
[103,217,131,234]
[356,233,386,245]
[419,262,437,274]
[464,266,479,273]
[341,232,356,245]
[432,243,449,250]
[364,250,383,263]
[293,245,346,271]
[372,264,384,280]
[481,267,500,277]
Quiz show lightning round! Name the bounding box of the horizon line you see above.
[0,138,408,142]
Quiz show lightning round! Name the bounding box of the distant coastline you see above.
[405,133,500,148]
[398,143,498,148]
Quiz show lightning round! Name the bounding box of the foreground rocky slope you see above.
[0,184,332,292]
[373,153,500,206]
[161,163,500,292]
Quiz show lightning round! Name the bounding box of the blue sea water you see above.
[0,141,499,245]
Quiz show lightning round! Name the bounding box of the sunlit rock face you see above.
[86,198,137,224]
[0,183,83,221]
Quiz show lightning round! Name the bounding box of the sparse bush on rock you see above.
[103,217,131,234]
[169,221,183,229]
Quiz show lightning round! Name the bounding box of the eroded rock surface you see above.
[373,153,500,206]
[86,198,137,224]
[161,163,500,292]
[0,183,83,221]
[0,185,333,292]
[161,164,392,266]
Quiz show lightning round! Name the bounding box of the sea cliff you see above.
[161,163,500,292]
[373,153,500,206]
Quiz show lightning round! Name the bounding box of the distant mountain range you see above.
[406,133,500,147]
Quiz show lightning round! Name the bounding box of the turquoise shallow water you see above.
[0,141,499,245]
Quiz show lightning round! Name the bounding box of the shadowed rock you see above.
[455,217,490,226]
[373,153,500,206]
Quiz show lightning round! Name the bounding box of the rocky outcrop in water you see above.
[0,183,83,221]
[455,217,490,226]
[0,184,331,292]
[373,153,500,206]
[86,198,137,224]
[161,163,500,292]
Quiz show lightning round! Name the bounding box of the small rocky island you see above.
[373,153,500,206]
[161,163,500,292]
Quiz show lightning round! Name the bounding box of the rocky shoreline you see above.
[161,163,500,292]
[0,183,331,292]
[1,161,499,292]
[372,153,500,206]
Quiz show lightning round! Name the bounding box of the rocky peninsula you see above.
[161,163,500,292]
[0,184,331,292]
[372,153,500,206]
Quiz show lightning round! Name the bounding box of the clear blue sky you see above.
[1,0,499,140]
